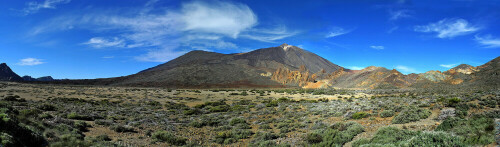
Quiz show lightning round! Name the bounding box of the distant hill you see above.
[0,63,23,82]
[23,75,55,82]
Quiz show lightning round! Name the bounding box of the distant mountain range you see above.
[1,44,499,89]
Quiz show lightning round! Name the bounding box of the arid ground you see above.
[1,82,499,146]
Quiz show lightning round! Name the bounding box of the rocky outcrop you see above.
[271,66,316,86]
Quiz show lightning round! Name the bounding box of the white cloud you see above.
[17,58,45,66]
[23,0,71,15]
[474,35,500,48]
[440,64,457,68]
[102,56,115,59]
[325,27,351,38]
[370,45,385,50]
[348,66,365,70]
[32,1,297,62]
[83,37,125,48]
[181,1,257,38]
[389,10,411,21]
[414,18,479,38]
[395,65,418,74]
[241,26,298,43]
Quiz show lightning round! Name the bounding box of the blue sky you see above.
[1,0,499,79]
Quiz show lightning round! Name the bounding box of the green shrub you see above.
[51,133,90,147]
[305,122,364,146]
[436,116,495,145]
[380,110,394,118]
[214,128,253,144]
[355,127,466,147]
[400,131,465,147]
[189,121,204,128]
[209,105,230,112]
[229,118,247,126]
[152,131,186,146]
[67,112,93,121]
[164,102,189,110]
[183,109,202,115]
[74,121,90,132]
[392,106,431,124]
[0,113,9,122]
[240,91,248,96]
[265,100,278,107]
[305,133,323,144]
[259,124,272,129]
[277,97,290,103]
[351,138,370,147]
[447,97,461,106]
[351,112,369,119]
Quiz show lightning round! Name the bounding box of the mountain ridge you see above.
[2,44,499,89]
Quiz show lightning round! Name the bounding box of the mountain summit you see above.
[111,44,343,88]
[0,63,23,81]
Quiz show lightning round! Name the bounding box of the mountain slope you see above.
[0,63,23,82]
[112,44,342,88]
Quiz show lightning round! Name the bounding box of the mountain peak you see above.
[0,63,23,81]
[279,43,293,51]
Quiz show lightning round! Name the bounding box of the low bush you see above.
[392,106,431,124]
[152,131,186,146]
[305,122,364,146]
[353,127,466,147]
[351,112,369,119]
[436,116,495,145]
[67,112,93,121]
[229,118,247,126]
[380,110,394,118]
[215,129,253,144]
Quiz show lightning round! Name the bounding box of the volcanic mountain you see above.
[11,44,499,89]
[0,63,23,82]
[111,43,343,88]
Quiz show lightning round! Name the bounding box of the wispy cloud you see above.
[414,18,479,38]
[389,10,411,21]
[32,1,297,62]
[370,45,385,50]
[83,37,125,48]
[17,58,45,66]
[241,26,298,43]
[395,65,418,74]
[440,64,457,68]
[325,27,351,38]
[348,66,365,70]
[474,35,500,48]
[102,56,115,59]
[23,0,70,15]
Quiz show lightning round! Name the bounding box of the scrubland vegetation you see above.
[0,82,499,146]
